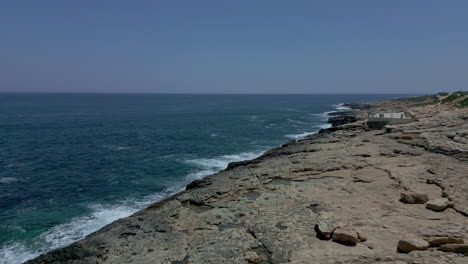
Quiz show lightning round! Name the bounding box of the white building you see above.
[368,112,412,119]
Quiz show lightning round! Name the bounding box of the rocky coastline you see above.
[27,93,468,264]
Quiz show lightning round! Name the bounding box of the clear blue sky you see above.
[1,1,467,94]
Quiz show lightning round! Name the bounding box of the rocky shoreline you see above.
[27,94,468,264]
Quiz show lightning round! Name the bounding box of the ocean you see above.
[0,93,408,263]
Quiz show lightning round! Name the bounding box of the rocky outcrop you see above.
[331,227,360,246]
[399,191,429,204]
[439,244,468,254]
[328,115,358,127]
[397,235,430,253]
[426,198,451,212]
[26,95,468,264]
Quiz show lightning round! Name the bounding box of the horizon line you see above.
[0,91,429,95]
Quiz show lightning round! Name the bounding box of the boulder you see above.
[428,237,464,247]
[332,227,359,246]
[439,244,468,254]
[399,191,429,204]
[426,198,450,212]
[397,235,429,253]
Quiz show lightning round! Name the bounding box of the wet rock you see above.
[327,111,353,117]
[426,198,450,212]
[397,235,429,253]
[399,191,429,204]
[343,103,371,110]
[439,244,468,254]
[428,237,464,247]
[328,115,357,127]
[332,227,359,246]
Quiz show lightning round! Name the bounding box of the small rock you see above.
[426,198,450,212]
[332,227,359,246]
[399,191,429,204]
[357,231,368,242]
[439,244,468,254]
[243,251,260,263]
[400,135,414,140]
[397,235,429,253]
[314,213,339,240]
[428,237,464,247]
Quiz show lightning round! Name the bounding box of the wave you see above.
[284,103,349,140]
[0,150,265,264]
[332,103,351,111]
[287,118,307,125]
[284,131,314,139]
[0,177,18,184]
[284,123,332,140]
[0,188,182,264]
[185,151,264,181]
[102,145,132,151]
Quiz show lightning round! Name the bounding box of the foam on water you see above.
[185,151,264,181]
[332,103,351,111]
[284,131,315,139]
[0,177,18,184]
[284,103,348,140]
[102,145,132,151]
[0,150,265,264]
[0,190,179,264]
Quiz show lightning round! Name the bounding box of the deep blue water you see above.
[0,93,410,263]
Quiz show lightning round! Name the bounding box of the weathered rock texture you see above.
[27,95,468,264]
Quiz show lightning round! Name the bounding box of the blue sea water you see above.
[0,93,409,263]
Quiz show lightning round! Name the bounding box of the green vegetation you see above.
[394,91,468,108]
[416,101,438,106]
[458,97,468,108]
[394,95,433,103]
[437,91,468,107]
[441,91,468,104]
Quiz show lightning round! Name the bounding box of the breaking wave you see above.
[0,151,264,264]
[185,151,264,181]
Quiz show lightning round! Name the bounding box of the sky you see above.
[1,1,467,94]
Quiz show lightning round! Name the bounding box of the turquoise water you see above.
[0,93,407,263]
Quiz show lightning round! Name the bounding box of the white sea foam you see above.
[287,118,307,125]
[332,103,351,111]
[102,145,132,151]
[284,102,350,140]
[0,150,265,264]
[0,177,18,184]
[284,131,314,139]
[185,151,264,181]
[0,189,180,264]
[318,123,332,129]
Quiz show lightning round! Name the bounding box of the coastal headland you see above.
[27,93,468,263]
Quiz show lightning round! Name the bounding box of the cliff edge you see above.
[27,93,468,264]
